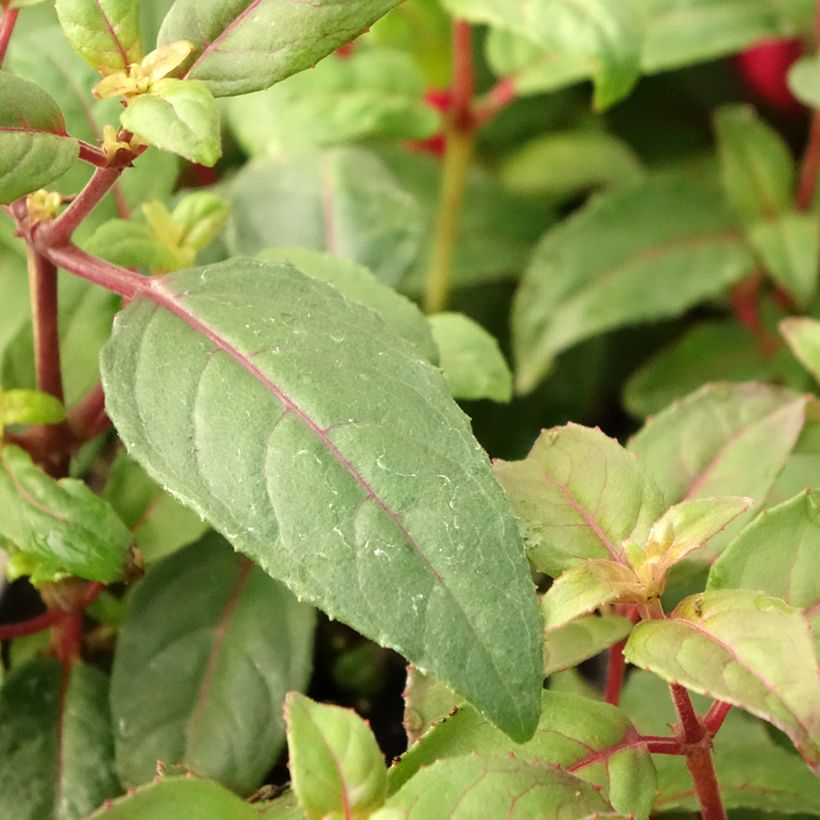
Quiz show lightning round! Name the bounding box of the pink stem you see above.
[704,700,733,736]
[0,6,19,68]
[43,244,147,300]
[450,20,475,130]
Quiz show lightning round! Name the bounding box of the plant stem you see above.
[0,6,19,68]
[77,140,110,168]
[685,745,726,820]
[450,20,475,129]
[603,637,627,705]
[68,383,109,442]
[796,111,820,212]
[704,700,732,736]
[44,244,147,299]
[474,76,517,127]
[670,682,703,743]
[0,609,62,640]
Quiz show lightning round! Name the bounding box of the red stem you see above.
[0,582,103,641]
[670,682,703,743]
[704,700,733,736]
[450,20,475,130]
[77,141,110,168]
[474,76,517,127]
[43,244,147,300]
[0,6,19,68]
[603,636,627,705]
[68,383,110,442]
[796,111,820,212]
[685,746,726,820]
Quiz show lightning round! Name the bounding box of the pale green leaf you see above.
[443,0,642,109]
[0,444,132,584]
[0,389,64,427]
[286,692,386,820]
[171,192,228,253]
[55,0,142,74]
[229,149,424,288]
[709,489,820,612]
[388,691,655,819]
[100,258,543,742]
[714,104,795,227]
[257,247,437,363]
[782,317,820,382]
[622,669,820,815]
[402,667,461,747]
[0,70,78,204]
[543,614,632,676]
[512,176,755,393]
[749,213,820,309]
[494,424,666,576]
[499,129,643,203]
[84,218,179,271]
[121,78,221,166]
[102,451,208,562]
[227,49,440,157]
[628,382,809,553]
[789,53,820,110]
[0,659,119,820]
[88,778,258,819]
[541,560,645,629]
[624,319,808,418]
[157,0,400,97]
[766,417,820,507]
[111,534,315,792]
[625,589,820,771]
[428,312,512,403]
[641,0,814,74]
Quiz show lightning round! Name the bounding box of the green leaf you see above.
[624,589,820,771]
[0,658,120,820]
[628,382,809,552]
[257,247,438,364]
[382,754,615,818]
[102,451,208,562]
[111,533,315,792]
[499,129,643,203]
[388,691,655,818]
[428,312,512,403]
[622,669,820,815]
[121,78,221,166]
[228,149,424,288]
[88,778,258,819]
[0,388,65,427]
[714,104,795,227]
[541,560,646,629]
[623,319,807,418]
[0,70,79,204]
[171,192,228,254]
[709,489,820,612]
[543,614,632,676]
[55,0,142,75]
[641,0,814,74]
[402,667,461,747]
[782,317,820,382]
[494,424,666,576]
[0,444,132,584]
[85,218,179,271]
[100,258,543,742]
[512,175,755,393]
[748,213,820,309]
[789,53,820,110]
[157,0,400,97]
[443,0,642,109]
[227,49,440,157]
[286,692,387,820]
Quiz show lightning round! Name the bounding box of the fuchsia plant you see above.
[0,1,818,819]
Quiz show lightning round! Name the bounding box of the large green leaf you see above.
[0,444,132,584]
[709,489,820,612]
[100,258,543,742]
[0,659,120,820]
[257,247,437,364]
[228,149,423,288]
[88,778,258,819]
[157,0,400,97]
[443,0,642,109]
[628,382,809,553]
[625,589,820,771]
[110,534,315,792]
[55,0,142,75]
[0,70,79,204]
[380,755,615,818]
[494,424,666,576]
[121,78,221,167]
[622,670,820,815]
[227,49,439,157]
[512,175,755,393]
[389,691,655,817]
[428,312,512,403]
[782,317,820,383]
[286,692,387,820]
[640,0,813,74]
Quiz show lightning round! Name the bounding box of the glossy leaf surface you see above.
[101,258,543,742]
[111,534,315,792]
